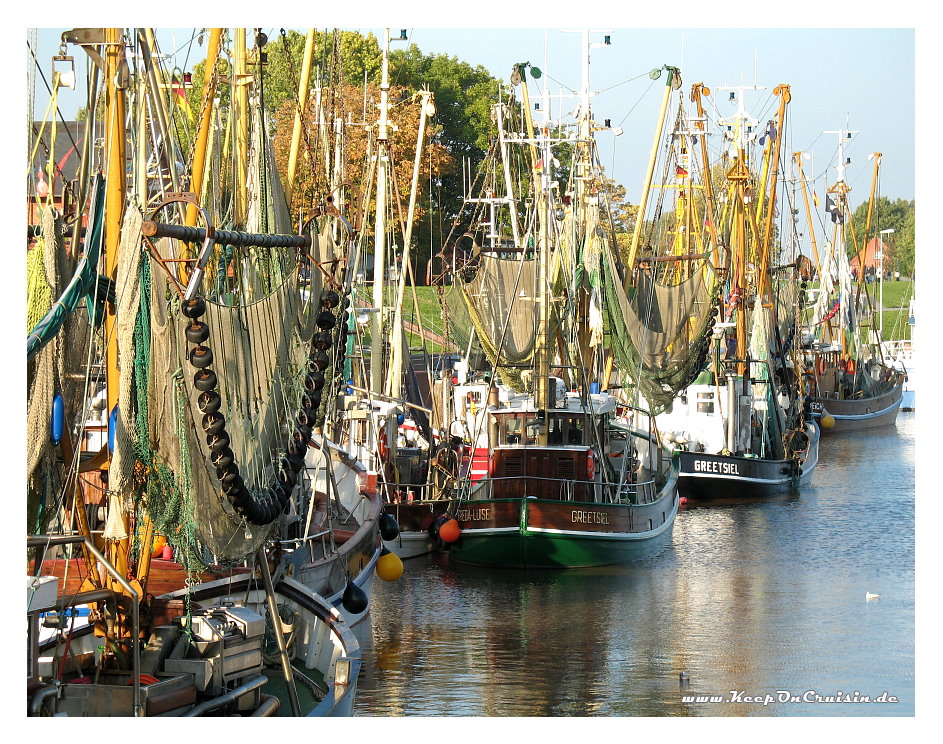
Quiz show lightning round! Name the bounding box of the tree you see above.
[849,196,916,275]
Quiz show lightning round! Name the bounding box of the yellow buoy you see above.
[820,412,835,430]
[376,548,404,581]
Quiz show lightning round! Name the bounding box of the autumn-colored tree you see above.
[271,81,454,238]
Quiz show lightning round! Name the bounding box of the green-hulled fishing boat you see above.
[435,34,685,568]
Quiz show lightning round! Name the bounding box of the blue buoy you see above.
[590,382,601,394]
[51,393,64,444]
[108,405,118,453]
[396,413,405,426]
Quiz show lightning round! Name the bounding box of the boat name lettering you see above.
[571,510,609,525]
[693,459,740,475]
[457,508,491,521]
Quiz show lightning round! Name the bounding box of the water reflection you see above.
[357,415,914,716]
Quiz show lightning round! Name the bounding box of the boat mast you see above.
[233,29,250,226]
[625,65,680,282]
[792,152,823,275]
[285,29,316,207]
[718,82,763,375]
[102,27,129,581]
[534,128,552,445]
[757,85,790,303]
[185,29,222,228]
[574,31,595,386]
[370,29,392,394]
[824,126,857,355]
[387,89,435,398]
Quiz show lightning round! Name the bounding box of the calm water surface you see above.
[355,414,915,716]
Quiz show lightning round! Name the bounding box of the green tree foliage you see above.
[849,197,916,275]
[388,43,508,277]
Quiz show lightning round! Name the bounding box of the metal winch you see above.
[164,603,266,711]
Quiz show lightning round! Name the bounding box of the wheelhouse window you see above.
[696,391,715,414]
[497,413,587,445]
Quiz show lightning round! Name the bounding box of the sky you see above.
[27,22,916,213]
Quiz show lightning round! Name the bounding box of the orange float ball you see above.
[438,518,461,544]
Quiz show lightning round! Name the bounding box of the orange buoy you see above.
[846,359,856,375]
[438,518,462,544]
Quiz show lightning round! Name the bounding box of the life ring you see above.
[846,359,856,375]
[377,436,389,463]
[586,450,596,481]
[815,356,827,375]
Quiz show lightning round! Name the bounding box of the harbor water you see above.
[355,414,915,716]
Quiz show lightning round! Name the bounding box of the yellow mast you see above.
[792,152,822,273]
[625,66,679,285]
[103,27,129,582]
[185,28,223,228]
[233,29,249,226]
[756,85,791,303]
[286,29,316,206]
[851,152,882,293]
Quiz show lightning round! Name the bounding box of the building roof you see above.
[850,237,892,271]
[29,120,91,197]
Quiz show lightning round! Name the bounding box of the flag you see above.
[825,195,844,224]
[172,77,195,122]
[816,298,840,324]
[676,166,688,177]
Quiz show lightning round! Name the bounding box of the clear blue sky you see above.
[27,23,915,212]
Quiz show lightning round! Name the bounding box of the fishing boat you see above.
[650,81,819,501]
[26,28,387,715]
[435,34,680,568]
[797,140,906,433]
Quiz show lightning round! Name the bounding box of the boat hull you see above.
[446,489,678,569]
[677,422,819,501]
[814,382,904,433]
[381,500,455,559]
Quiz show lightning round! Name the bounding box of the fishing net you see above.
[26,207,92,531]
[594,238,720,413]
[140,105,335,565]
